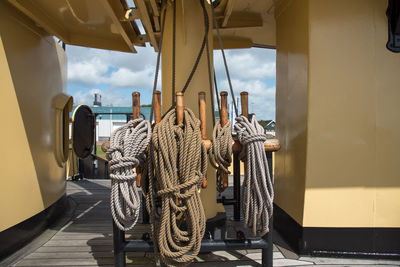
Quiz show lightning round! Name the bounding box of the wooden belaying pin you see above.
[198,92,211,150]
[132,92,141,121]
[220,91,230,188]
[153,90,162,124]
[240,91,249,186]
[176,92,184,125]
[132,92,143,188]
[198,92,209,188]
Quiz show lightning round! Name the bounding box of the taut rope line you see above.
[107,118,151,231]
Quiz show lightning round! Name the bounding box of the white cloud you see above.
[68,58,108,85]
[67,45,276,119]
[107,67,154,89]
[217,78,275,119]
[213,48,276,119]
[67,45,160,90]
[214,48,276,81]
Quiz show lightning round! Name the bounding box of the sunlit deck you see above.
[5,179,400,267]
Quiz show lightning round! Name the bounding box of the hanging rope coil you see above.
[234,115,274,236]
[143,108,207,265]
[209,120,232,192]
[107,119,151,231]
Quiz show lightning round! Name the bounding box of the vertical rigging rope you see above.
[213,69,221,116]
[150,6,168,123]
[205,27,215,126]
[159,0,210,119]
[211,2,238,117]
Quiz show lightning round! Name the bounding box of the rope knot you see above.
[240,133,267,145]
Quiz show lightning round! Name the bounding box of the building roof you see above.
[71,106,152,121]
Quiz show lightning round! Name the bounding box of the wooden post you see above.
[198,92,207,140]
[132,92,143,188]
[153,90,162,124]
[241,91,249,185]
[220,91,229,188]
[198,92,209,188]
[132,92,140,120]
[240,91,248,118]
[176,92,184,125]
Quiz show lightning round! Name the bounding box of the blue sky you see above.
[66,46,276,120]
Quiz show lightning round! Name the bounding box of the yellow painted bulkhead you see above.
[275,0,400,228]
[160,0,224,220]
[0,2,69,231]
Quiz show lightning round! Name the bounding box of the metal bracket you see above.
[125,8,141,20]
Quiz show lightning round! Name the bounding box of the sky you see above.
[66,45,276,120]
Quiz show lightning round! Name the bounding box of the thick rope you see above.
[143,108,207,265]
[209,120,232,192]
[234,115,274,236]
[107,119,151,231]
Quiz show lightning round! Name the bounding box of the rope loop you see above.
[143,107,207,265]
[209,120,232,192]
[108,118,151,231]
[234,115,274,236]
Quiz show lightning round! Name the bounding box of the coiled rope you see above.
[143,108,207,265]
[234,115,274,236]
[107,119,151,231]
[209,120,232,192]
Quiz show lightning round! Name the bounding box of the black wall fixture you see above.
[386,0,400,52]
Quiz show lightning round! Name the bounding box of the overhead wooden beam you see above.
[212,36,252,49]
[222,0,234,27]
[153,15,160,32]
[70,34,137,52]
[100,0,137,53]
[134,0,159,51]
[217,13,263,30]
[8,0,70,43]
[149,0,160,17]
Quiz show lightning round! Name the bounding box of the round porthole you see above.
[72,105,95,158]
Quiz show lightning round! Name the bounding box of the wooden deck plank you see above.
[43,239,113,247]
[15,258,115,266]
[35,246,113,253]
[25,252,113,259]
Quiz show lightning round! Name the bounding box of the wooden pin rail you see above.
[220,91,229,188]
[153,90,162,124]
[198,92,211,188]
[132,92,143,188]
[176,92,184,125]
[241,92,249,185]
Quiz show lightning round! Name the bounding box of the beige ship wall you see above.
[275,0,400,228]
[274,0,309,225]
[0,2,68,231]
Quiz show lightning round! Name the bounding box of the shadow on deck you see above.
[8,179,400,267]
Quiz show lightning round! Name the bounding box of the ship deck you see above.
[6,179,400,267]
